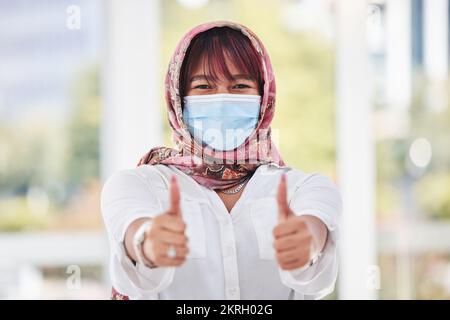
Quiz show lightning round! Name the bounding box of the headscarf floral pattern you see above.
[137,20,285,190]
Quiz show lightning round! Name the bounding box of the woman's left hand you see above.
[272,174,326,271]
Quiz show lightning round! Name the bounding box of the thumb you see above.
[168,175,181,217]
[277,173,292,221]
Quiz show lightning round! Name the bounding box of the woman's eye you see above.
[194,84,211,89]
[233,84,251,89]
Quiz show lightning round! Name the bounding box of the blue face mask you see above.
[183,93,261,151]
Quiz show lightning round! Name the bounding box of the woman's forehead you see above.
[188,53,255,82]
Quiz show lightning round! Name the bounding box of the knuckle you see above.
[284,252,294,261]
[278,221,288,228]
[284,264,295,271]
[147,240,157,254]
[154,214,165,224]
[286,241,296,250]
[280,263,289,270]
[173,236,182,245]
[300,233,313,243]
[175,219,184,228]
[273,225,282,237]
[296,217,307,227]
[153,245,163,256]
[147,223,157,235]
[299,257,309,266]
[148,240,157,251]
[147,229,158,239]
[146,230,159,244]
[153,251,163,262]
[272,228,278,238]
[273,241,279,250]
[275,252,284,261]
[296,248,308,260]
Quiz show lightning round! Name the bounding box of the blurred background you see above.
[0,0,449,299]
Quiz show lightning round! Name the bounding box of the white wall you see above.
[101,0,163,181]
[336,0,377,300]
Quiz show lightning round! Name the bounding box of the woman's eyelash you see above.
[194,84,211,89]
[192,83,252,89]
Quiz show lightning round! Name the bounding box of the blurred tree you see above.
[0,65,100,230]
[411,79,450,220]
[64,66,100,192]
[0,113,68,202]
[376,76,450,221]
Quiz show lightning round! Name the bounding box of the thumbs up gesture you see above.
[143,175,189,267]
[273,174,316,271]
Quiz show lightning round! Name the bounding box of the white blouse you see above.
[101,163,342,300]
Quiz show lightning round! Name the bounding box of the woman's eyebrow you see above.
[190,75,213,82]
[230,74,255,81]
[189,74,255,82]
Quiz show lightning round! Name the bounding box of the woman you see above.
[101,21,341,300]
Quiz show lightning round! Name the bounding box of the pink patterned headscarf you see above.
[137,21,285,190]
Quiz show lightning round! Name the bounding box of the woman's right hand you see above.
[143,175,190,267]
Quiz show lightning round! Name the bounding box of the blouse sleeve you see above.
[100,169,175,299]
[278,173,342,299]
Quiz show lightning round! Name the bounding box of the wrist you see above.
[132,219,158,269]
[301,215,328,254]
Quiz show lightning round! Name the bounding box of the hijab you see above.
[137,21,285,190]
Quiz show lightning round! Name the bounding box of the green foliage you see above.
[376,76,450,220]
[0,113,67,196]
[64,66,101,189]
[0,65,100,230]
[414,173,450,219]
[375,138,407,218]
[410,81,450,219]
[0,197,54,231]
